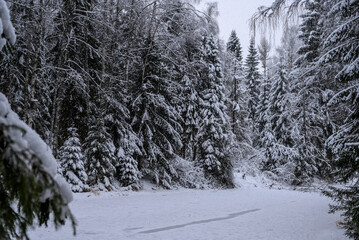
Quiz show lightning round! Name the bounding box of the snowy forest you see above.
[0,0,358,239]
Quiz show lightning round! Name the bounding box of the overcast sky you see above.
[196,0,277,56]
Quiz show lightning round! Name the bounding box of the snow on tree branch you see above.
[0,0,15,50]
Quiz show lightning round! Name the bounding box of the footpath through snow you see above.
[30,187,347,240]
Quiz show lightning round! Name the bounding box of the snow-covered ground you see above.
[30,186,347,240]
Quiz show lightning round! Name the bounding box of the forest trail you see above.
[30,188,347,240]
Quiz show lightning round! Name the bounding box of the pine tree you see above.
[296,0,321,64]
[257,37,272,138]
[0,4,75,239]
[321,0,359,238]
[0,92,75,239]
[269,63,291,146]
[51,0,100,151]
[227,30,242,61]
[197,34,234,187]
[262,62,298,183]
[84,115,116,190]
[180,75,200,161]
[226,30,246,141]
[245,38,261,132]
[290,0,326,183]
[276,25,300,73]
[0,0,52,142]
[106,104,142,189]
[117,145,141,190]
[131,40,182,189]
[58,127,88,192]
[96,0,143,190]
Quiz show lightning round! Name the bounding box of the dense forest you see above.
[0,0,358,239]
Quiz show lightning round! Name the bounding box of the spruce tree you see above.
[245,38,261,132]
[291,0,326,182]
[58,127,88,192]
[84,115,116,190]
[96,0,143,190]
[262,62,298,182]
[197,34,234,187]
[0,0,52,142]
[269,63,291,145]
[131,40,182,188]
[117,146,141,190]
[0,5,75,239]
[322,0,359,238]
[104,94,142,189]
[180,75,200,161]
[226,30,246,141]
[257,37,271,136]
[106,102,142,189]
[227,30,242,61]
[0,92,75,239]
[296,0,321,64]
[51,0,100,151]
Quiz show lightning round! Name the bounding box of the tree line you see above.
[1,0,235,191]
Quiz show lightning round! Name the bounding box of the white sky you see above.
[196,0,278,56]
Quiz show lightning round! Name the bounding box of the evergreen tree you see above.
[262,62,298,183]
[84,115,116,190]
[180,75,200,161]
[257,37,272,136]
[291,0,326,182]
[0,0,52,142]
[322,0,359,238]
[227,30,242,61]
[245,38,261,132]
[290,79,324,183]
[0,4,75,239]
[269,63,292,146]
[51,0,100,151]
[58,127,88,192]
[104,89,142,189]
[296,0,321,64]
[0,92,75,239]
[106,102,142,189]
[257,79,271,138]
[258,37,271,79]
[276,25,300,73]
[117,144,141,190]
[197,34,234,187]
[226,30,246,141]
[0,0,15,50]
[96,0,143,190]
[131,40,182,188]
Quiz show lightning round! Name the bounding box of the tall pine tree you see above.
[84,114,116,190]
[245,38,261,136]
[291,0,326,182]
[226,30,247,142]
[322,0,359,238]
[197,34,234,187]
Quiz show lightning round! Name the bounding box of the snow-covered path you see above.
[30,188,347,240]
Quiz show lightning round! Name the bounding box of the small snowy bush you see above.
[172,157,211,189]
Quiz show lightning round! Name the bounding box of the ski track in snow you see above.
[139,208,261,234]
[29,188,348,240]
